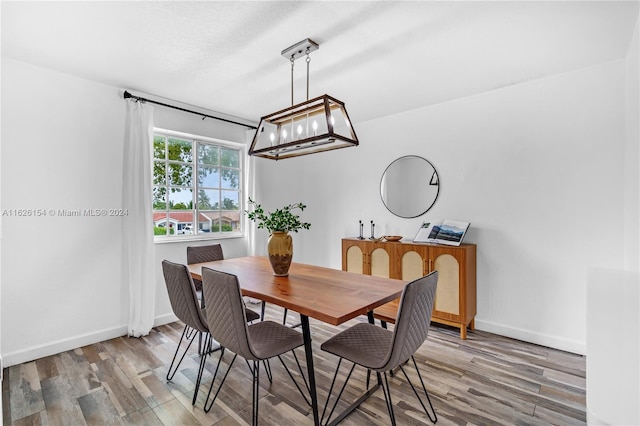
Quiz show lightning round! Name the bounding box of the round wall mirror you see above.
[380,155,439,218]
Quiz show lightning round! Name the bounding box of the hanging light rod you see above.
[123,90,257,130]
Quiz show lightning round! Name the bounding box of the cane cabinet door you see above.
[429,245,476,339]
[342,239,392,278]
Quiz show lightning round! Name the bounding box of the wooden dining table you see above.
[188,256,406,426]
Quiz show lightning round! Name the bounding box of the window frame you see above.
[152,127,246,243]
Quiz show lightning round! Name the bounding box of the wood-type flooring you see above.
[3,303,586,425]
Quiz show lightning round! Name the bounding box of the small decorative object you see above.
[383,235,403,242]
[245,198,311,276]
[370,220,376,240]
[413,220,471,246]
[358,220,364,240]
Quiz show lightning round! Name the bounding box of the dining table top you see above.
[188,256,406,326]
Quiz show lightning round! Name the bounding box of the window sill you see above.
[153,232,245,244]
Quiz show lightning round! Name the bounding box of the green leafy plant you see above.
[245,198,311,233]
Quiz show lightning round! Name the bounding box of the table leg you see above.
[300,314,320,426]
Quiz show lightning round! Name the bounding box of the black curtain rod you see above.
[123,90,257,130]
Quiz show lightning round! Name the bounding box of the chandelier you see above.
[249,39,359,160]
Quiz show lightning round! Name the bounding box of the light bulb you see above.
[269,133,275,143]
[297,124,303,136]
[282,129,287,142]
[312,120,318,136]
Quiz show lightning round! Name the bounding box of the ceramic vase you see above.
[267,231,293,276]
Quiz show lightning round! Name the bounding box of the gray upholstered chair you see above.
[200,267,311,424]
[161,260,212,405]
[320,271,439,425]
[186,244,260,322]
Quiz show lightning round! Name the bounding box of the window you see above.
[152,129,244,239]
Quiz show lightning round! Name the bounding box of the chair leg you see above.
[290,350,310,395]
[252,360,260,426]
[203,349,237,413]
[192,333,211,405]
[321,359,356,425]
[261,301,266,321]
[263,359,273,383]
[276,351,311,406]
[379,372,397,426]
[397,356,437,423]
[167,325,198,381]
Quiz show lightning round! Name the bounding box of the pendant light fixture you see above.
[249,39,359,160]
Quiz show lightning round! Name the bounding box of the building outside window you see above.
[152,129,244,239]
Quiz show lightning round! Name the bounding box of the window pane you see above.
[221,147,239,167]
[153,187,167,210]
[153,212,170,236]
[220,210,240,232]
[153,161,166,186]
[196,211,214,233]
[168,163,193,186]
[221,191,239,210]
[221,169,239,190]
[198,144,219,166]
[197,189,218,210]
[168,210,194,236]
[167,138,193,162]
[168,187,193,210]
[198,166,219,188]
[154,136,166,159]
[205,211,221,233]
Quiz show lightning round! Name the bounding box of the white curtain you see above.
[245,129,258,256]
[123,99,155,337]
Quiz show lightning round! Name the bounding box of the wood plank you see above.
[92,358,148,416]
[122,406,164,426]
[40,375,86,425]
[77,388,124,425]
[9,361,45,422]
[151,398,200,425]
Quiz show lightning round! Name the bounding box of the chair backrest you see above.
[201,267,257,361]
[161,260,209,333]
[187,244,224,264]
[383,271,438,371]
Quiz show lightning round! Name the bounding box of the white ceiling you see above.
[2,1,638,125]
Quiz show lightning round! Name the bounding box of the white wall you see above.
[586,13,640,426]
[0,59,251,366]
[1,59,128,366]
[625,13,640,272]
[255,60,628,355]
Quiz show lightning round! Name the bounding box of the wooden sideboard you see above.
[342,238,477,339]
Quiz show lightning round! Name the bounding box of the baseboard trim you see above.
[474,319,586,355]
[3,313,180,368]
[4,315,585,367]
